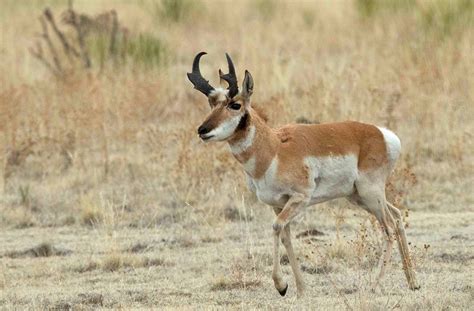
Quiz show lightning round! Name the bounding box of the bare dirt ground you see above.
[1,209,473,309]
[1,0,473,310]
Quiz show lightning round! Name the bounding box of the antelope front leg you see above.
[272,193,309,298]
[282,224,306,297]
[272,219,288,296]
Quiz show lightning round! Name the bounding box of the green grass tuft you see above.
[254,0,278,21]
[125,33,168,67]
[355,0,474,38]
[355,0,416,18]
[418,0,474,37]
[157,0,200,23]
[87,32,168,68]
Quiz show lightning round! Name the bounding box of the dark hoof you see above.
[410,285,421,291]
[278,284,288,296]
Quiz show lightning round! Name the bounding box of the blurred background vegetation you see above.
[0,0,472,228]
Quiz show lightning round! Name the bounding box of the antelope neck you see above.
[228,109,279,179]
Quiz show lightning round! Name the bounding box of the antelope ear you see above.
[241,70,254,100]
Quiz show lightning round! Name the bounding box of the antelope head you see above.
[187,52,254,142]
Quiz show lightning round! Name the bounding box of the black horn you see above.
[187,52,215,96]
[219,53,239,98]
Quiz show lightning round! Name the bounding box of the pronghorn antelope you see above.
[187,52,419,298]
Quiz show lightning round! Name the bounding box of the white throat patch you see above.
[230,125,256,154]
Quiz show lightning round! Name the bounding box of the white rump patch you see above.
[230,126,256,154]
[377,127,401,164]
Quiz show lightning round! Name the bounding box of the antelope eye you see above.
[229,102,241,110]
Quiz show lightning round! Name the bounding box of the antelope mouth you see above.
[200,134,214,141]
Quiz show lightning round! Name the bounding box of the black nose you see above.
[197,125,211,135]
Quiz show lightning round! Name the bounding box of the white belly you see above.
[305,155,358,205]
[246,155,358,208]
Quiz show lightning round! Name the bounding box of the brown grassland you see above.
[0,0,473,309]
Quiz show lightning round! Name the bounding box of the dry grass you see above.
[100,252,169,272]
[2,242,72,258]
[0,0,473,309]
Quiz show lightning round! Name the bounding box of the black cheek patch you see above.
[236,112,250,131]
